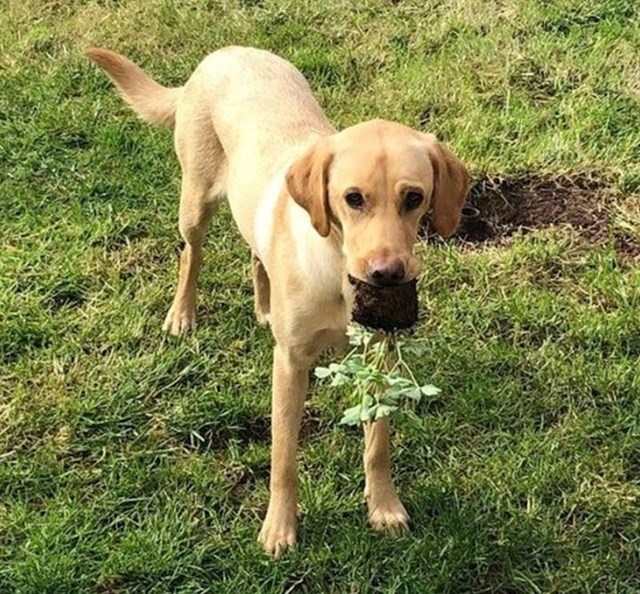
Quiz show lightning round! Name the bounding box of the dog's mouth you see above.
[347,274,419,331]
[347,275,417,288]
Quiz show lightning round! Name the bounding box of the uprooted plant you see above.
[314,325,440,426]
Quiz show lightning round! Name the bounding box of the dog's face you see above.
[286,120,469,286]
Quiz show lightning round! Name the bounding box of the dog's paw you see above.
[254,309,271,327]
[163,303,196,335]
[258,507,297,557]
[367,494,410,535]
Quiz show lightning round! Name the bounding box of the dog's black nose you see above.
[367,258,406,286]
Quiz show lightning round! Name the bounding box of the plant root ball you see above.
[348,276,419,331]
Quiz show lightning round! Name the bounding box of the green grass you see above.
[2,0,640,592]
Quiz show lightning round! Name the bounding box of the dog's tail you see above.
[85,47,181,128]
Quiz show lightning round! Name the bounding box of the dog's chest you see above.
[254,174,284,262]
[254,175,344,299]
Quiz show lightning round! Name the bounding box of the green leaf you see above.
[345,356,364,371]
[340,405,362,425]
[366,369,386,385]
[379,394,399,406]
[356,369,372,381]
[406,388,423,402]
[314,367,332,379]
[375,404,398,419]
[385,386,409,400]
[346,324,373,347]
[329,363,346,373]
[361,404,377,422]
[386,376,413,388]
[421,385,441,396]
[331,372,350,387]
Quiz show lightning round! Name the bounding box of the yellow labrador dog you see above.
[86,46,468,556]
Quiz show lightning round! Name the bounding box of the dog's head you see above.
[286,120,469,286]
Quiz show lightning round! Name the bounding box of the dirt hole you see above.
[422,173,640,258]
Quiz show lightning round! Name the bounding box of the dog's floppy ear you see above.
[424,134,469,237]
[285,137,334,237]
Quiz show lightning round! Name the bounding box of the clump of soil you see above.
[349,276,418,331]
[421,173,640,257]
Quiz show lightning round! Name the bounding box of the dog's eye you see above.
[344,190,365,210]
[404,191,424,210]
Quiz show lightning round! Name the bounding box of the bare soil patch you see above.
[422,173,640,258]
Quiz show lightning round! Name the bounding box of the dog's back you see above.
[86,46,331,160]
[86,46,333,243]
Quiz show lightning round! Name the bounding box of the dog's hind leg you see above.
[163,176,214,334]
[163,108,226,335]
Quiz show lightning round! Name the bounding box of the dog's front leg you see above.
[363,417,410,533]
[259,344,307,557]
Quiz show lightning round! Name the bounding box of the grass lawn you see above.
[2,0,640,592]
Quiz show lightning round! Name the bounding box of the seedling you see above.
[314,325,440,426]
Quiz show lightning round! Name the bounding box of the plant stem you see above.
[395,339,419,386]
